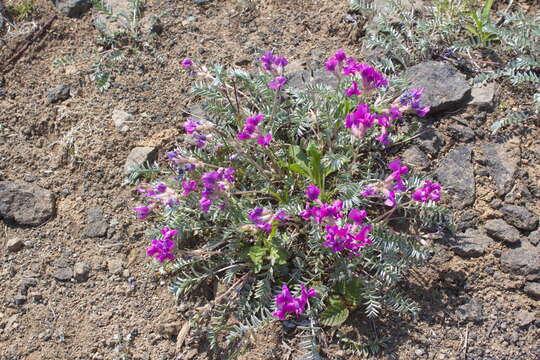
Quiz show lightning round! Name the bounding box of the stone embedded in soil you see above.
[53,268,73,281]
[6,237,24,252]
[500,205,538,231]
[417,126,444,155]
[84,207,108,238]
[47,84,71,103]
[74,262,90,282]
[53,0,91,18]
[93,0,137,34]
[402,145,429,170]
[456,209,479,232]
[451,229,493,258]
[515,310,535,328]
[447,123,475,142]
[404,61,471,114]
[0,182,56,226]
[435,146,475,209]
[485,219,521,244]
[112,109,132,133]
[469,82,496,112]
[481,143,518,196]
[456,298,484,323]
[108,259,124,275]
[529,230,540,246]
[159,321,183,337]
[500,244,540,278]
[19,278,37,295]
[524,282,540,300]
[13,295,27,306]
[124,147,159,174]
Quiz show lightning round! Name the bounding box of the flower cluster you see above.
[325,49,387,91]
[412,180,441,202]
[237,114,272,147]
[260,51,288,89]
[134,182,181,218]
[362,158,409,207]
[300,185,373,256]
[165,150,199,175]
[273,284,317,320]
[183,117,208,148]
[146,227,177,263]
[197,168,236,212]
[396,88,430,118]
[248,207,288,234]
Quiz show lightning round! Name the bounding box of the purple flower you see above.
[345,80,362,97]
[273,210,288,223]
[348,209,367,225]
[325,57,339,73]
[146,227,177,263]
[305,185,320,201]
[194,134,207,148]
[257,133,272,146]
[181,180,198,196]
[260,51,288,74]
[199,197,212,212]
[133,206,150,220]
[181,58,193,67]
[274,56,288,69]
[412,180,441,202]
[399,89,430,117]
[260,51,276,71]
[334,49,347,62]
[238,131,251,140]
[273,284,317,320]
[219,167,236,183]
[268,76,287,89]
[248,207,264,223]
[359,65,388,90]
[345,104,374,138]
[155,183,167,193]
[385,158,409,191]
[183,118,199,134]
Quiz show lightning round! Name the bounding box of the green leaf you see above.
[481,0,494,23]
[320,301,349,327]
[464,24,479,37]
[248,245,267,273]
[287,163,311,179]
[307,143,323,188]
[268,246,287,266]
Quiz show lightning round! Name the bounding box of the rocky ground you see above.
[0,0,539,359]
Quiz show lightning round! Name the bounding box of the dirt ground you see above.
[0,0,539,359]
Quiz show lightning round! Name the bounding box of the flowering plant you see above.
[132,50,450,357]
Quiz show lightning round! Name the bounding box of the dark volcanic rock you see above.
[53,0,91,18]
[447,123,475,142]
[451,229,493,258]
[84,207,108,238]
[500,244,540,278]
[501,205,538,231]
[0,182,56,226]
[53,268,73,281]
[417,126,444,155]
[402,146,429,170]
[469,82,496,112]
[435,146,474,209]
[529,230,539,246]
[47,84,71,103]
[405,61,471,114]
[484,219,521,244]
[481,143,518,196]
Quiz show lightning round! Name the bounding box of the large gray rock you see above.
[500,244,540,278]
[481,143,518,196]
[0,182,56,226]
[484,219,521,244]
[451,229,493,258]
[53,0,91,18]
[402,145,429,170]
[405,61,471,114]
[501,205,538,231]
[455,298,484,323]
[435,146,474,209]
[447,123,475,142]
[124,147,158,174]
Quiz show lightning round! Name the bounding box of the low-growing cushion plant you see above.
[131,50,451,358]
